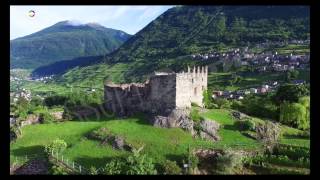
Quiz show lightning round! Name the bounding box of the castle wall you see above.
[104,66,208,115]
[176,73,192,108]
[148,74,177,113]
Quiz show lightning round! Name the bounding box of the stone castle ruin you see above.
[104,66,208,116]
[104,66,220,141]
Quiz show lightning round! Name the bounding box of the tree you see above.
[285,70,299,82]
[202,89,213,109]
[273,84,309,105]
[279,96,310,130]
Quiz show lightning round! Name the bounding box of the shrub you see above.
[214,150,243,174]
[103,147,157,175]
[89,166,98,175]
[256,122,281,153]
[125,148,157,175]
[39,112,55,124]
[236,119,255,131]
[161,160,182,175]
[182,147,199,174]
[273,144,309,160]
[103,160,124,175]
[50,165,69,175]
[213,98,231,109]
[45,138,67,154]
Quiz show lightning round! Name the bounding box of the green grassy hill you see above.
[51,6,309,85]
[10,109,309,173]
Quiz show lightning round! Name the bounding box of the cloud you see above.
[10,5,174,40]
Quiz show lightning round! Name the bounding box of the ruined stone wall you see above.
[104,83,150,115]
[104,66,208,115]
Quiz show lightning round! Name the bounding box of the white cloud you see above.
[10,5,174,40]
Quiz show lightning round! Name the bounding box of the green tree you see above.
[285,70,299,82]
[280,97,309,130]
[274,84,309,105]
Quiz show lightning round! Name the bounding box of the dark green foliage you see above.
[285,70,299,82]
[213,98,231,109]
[273,84,309,105]
[236,94,279,120]
[103,159,124,175]
[89,166,99,175]
[30,97,43,107]
[160,160,182,175]
[50,165,69,175]
[39,111,55,124]
[235,119,255,131]
[273,144,309,160]
[11,21,131,69]
[182,147,199,174]
[102,147,157,175]
[214,150,243,174]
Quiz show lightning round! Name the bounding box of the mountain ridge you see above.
[10,20,132,69]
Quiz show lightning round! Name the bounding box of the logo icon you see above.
[28,10,35,18]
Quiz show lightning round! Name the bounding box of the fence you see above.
[49,151,104,174]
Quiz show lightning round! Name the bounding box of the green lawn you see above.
[200,109,262,149]
[10,108,309,171]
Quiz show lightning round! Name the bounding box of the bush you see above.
[213,98,231,109]
[125,148,157,175]
[273,144,309,160]
[235,119,255,131]
[39,112,55,124]
[256,122,281,153]
[45,138,67,154]
[103,160,124,175]
[214,150,243,174]
[89,166,98,175]
[182,147,199,174]
[161,160,182,175]
[103,147,157,175]
[50,165,69,175]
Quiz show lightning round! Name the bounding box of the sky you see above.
[10,5,174,40]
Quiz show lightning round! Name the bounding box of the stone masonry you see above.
[104,66,208,116]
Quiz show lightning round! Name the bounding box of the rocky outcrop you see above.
[20,114,40,127]
[150,108,195,135]
[231,111,248,120]
[199,119,220,141]
[50,111,63,121]
[90,127,133,151]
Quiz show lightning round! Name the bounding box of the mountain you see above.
[54,6,309,86]
[10,20,132,69]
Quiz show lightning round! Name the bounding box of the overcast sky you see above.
[10,5,174,40]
